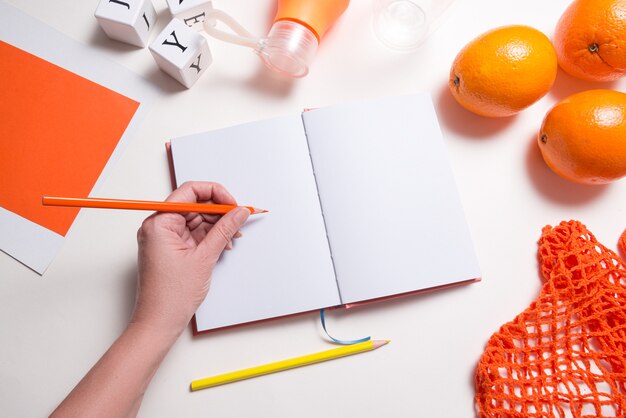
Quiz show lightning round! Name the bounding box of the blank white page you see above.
[170,115,340,331]
[302,94,480,304]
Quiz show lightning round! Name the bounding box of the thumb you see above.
[199,207,250,256]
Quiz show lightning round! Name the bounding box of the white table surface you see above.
[2,0,625,417]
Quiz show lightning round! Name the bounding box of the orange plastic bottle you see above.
[257,0,350,77]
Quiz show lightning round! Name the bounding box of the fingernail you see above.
[235,231,243,239]
[234,207,251,223]
[226,241,233,250]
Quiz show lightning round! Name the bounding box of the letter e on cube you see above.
[166,0,214,30]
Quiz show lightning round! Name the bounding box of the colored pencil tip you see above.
[372,340,391,349]
[253,208,268,214]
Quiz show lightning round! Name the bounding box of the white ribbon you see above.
[204,9,264,50]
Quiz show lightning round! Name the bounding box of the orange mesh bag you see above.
[475,220,626,417]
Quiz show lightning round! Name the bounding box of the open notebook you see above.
[169,94,481,333]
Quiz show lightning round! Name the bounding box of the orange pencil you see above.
[42,196,268,215]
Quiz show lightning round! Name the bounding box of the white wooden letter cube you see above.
[95,0,157,47]
[149,19,212,88]
[166,0,214,30]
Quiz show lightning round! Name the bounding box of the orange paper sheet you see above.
[0,40,139,236]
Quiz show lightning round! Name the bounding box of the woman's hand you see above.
[132,181,250,336]
[50,181,249,418]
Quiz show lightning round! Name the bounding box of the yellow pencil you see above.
[190,340,390,391]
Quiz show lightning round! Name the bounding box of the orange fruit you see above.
[553,0,626,82]
[538,89,626,184]
[449,25,558,118]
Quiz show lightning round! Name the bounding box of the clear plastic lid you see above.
[373,0,428,51]
[256,20,319,78]
[372,0,455,51]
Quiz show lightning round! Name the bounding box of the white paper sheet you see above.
[170,115,340,332]
[0,207,64,275]
[0,2,157,274]
[303,94,481,304]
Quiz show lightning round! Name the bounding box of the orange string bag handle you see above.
[475,220,626,417]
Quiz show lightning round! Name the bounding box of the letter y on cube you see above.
[149,19,212,88]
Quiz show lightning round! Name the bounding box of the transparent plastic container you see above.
[257,20,319,78]
[372,0,456,51]
[203,0,349,78]
[258,0,349,77]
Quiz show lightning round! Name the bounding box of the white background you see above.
[1,0,625,417]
